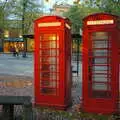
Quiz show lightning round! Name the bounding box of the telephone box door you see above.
[84,30,119,113]
[35,30,65,106]
[89,31,112,99]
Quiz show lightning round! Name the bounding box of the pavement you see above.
[0,53,82,109]
[0,53,33,76]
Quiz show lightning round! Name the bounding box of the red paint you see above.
[82,13,120,114]
[34,16,72,110]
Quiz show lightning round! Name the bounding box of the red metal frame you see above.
[34,16,72,110]
[82,13,120,114]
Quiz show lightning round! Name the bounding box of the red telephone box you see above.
[82,13,120,114]
[34,16,72,110]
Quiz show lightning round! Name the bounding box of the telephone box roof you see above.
[34,15,70,23]
[83,12,119,21]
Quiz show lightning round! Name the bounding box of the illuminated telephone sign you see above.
[82,13,120,114]
[87,20,114,25]
[34,16,72,110]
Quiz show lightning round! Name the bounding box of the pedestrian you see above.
[9,46,12,53]
[22,49,26,58]
[12,46,16,57]
[15,46,19,56]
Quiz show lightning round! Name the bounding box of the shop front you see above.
[3,38,24,53]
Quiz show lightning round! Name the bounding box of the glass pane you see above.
[40,49,59,56]
[40,72,50,78]
[92,74,108,82]
[40,34,57,41]
[92,66,108,71]
[49,34,57,41]
[49,65,59,72]
[40,73,59,80]
[40,50,50,56]
[40,81,57,88]
[40,57,59,64]
[92,40,108,48]
[92,83,107,90]
[92,32,108,40]
[41,80,50,86]
[40,64,49,71]
[49,57,56,63]
[94,58,110,64]
[93,49,108,56]
[40,41,56,48]
[40,57,48,63]
[40,64,59,72]
[50,49,59,56]
[50,41,56,48]
[50,73,58,80]
[40,42,50,48]
[40,88,56,95]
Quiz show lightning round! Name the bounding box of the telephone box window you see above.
[92,83,108,90]
[94,58,111,64]
[88,32,112,98]
[92,74,110,82]
[93,49,109,56]
[39,33,59,95]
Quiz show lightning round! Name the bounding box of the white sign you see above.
[38,22,61,27]
[65,23,71,29]
[87,20,114,25]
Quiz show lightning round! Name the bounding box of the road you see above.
[0,53,33,77]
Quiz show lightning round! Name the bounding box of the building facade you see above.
[53,3,71,16]
[3,29,24,53]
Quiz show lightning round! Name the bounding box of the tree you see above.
[0,0,9,29]
[0,5,4,29]
[63,4,101,33]
[0,0,10,48]
[7,0,42,34]
[0,0,42,34]
[0,0,42,53]
[97,0,120,15]
[63,5,81,33]
[83,0,120,16]
[64,0,119,33]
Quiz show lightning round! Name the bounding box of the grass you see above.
[35,107,114,120]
